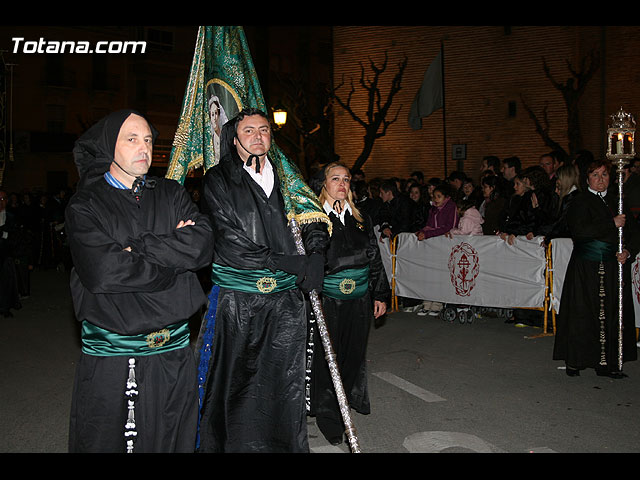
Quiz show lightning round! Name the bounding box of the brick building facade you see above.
[332,26,640,183]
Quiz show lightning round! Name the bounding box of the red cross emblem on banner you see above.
[448,242,480,296]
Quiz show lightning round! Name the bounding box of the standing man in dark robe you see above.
[197,108,329,453]
[65,110,214,453]
[0,190,21,317]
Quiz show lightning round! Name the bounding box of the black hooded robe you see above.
[553,190,638,373]
[66,110,214,453]
[197,144,328,453]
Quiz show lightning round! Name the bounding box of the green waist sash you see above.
[81,320,190,357]
[323,266,370,300]
[212,263,297,294]
[573,239,617,262]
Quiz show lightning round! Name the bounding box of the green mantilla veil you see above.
[167,26,330,232]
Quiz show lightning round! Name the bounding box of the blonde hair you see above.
[555,164,580,198]
[318,161,364,222]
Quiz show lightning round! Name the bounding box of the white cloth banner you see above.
[549,238,572,314]
[550,237,640,328]
[389,233,547,308]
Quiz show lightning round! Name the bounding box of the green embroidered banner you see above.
[167,26,330,230]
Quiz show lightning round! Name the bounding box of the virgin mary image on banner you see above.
[206,78,240,162]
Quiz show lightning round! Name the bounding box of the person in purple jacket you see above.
[416,183,459,241]
[413,182,459,316]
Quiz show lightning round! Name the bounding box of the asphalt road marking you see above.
[373,371,446,402]
[403,431,502,453]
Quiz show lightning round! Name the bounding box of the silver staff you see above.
[606,107,636,371]
[288,217,362,453]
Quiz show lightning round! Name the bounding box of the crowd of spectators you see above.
[0,187,72,317]
[347,150,640,326]
[5,149,640,325]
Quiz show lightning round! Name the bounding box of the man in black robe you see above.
[0,190,21,317]
[197,108,328,452]
[65,110,214,452]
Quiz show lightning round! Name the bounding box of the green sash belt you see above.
[211,263,297,294]
[81,320,190,357]
[573,239,617,262]
[323,266,370,300]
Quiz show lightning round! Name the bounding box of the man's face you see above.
[540,155,557,177]
[113,114,153,179]
[234,114,271,162]
[502,163,515,181]
[380,189,392,203]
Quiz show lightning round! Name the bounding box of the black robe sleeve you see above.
[365,214,391,304]
[66,196,177,294]
[126,183,214,272]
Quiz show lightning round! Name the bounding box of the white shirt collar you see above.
[243,157,274,197]
[323,199,352,224]
[588,186,607,197]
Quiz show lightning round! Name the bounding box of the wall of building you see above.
[0,25,197,193]
[333,26,637,183]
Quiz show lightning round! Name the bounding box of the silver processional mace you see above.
[606,107,636,372]
[288,217,362,453]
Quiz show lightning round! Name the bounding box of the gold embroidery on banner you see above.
[257,276,277,293]
[339,278,356,295]
[146,329,171,348]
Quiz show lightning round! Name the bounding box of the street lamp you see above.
[605,106,636,372]
[272,105,287,128]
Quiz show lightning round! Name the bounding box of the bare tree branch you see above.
[525,49,600,158]
[332,51,408,171]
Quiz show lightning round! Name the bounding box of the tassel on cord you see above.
[598,262,607,367]
[305,308,316,412]
[124,358,138,453]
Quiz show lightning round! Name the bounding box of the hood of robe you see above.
[72,109,158,188]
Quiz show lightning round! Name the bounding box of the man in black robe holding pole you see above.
[197,108,329,452]
[65,109,214,452]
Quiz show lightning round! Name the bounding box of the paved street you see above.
[2,268,640,453]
